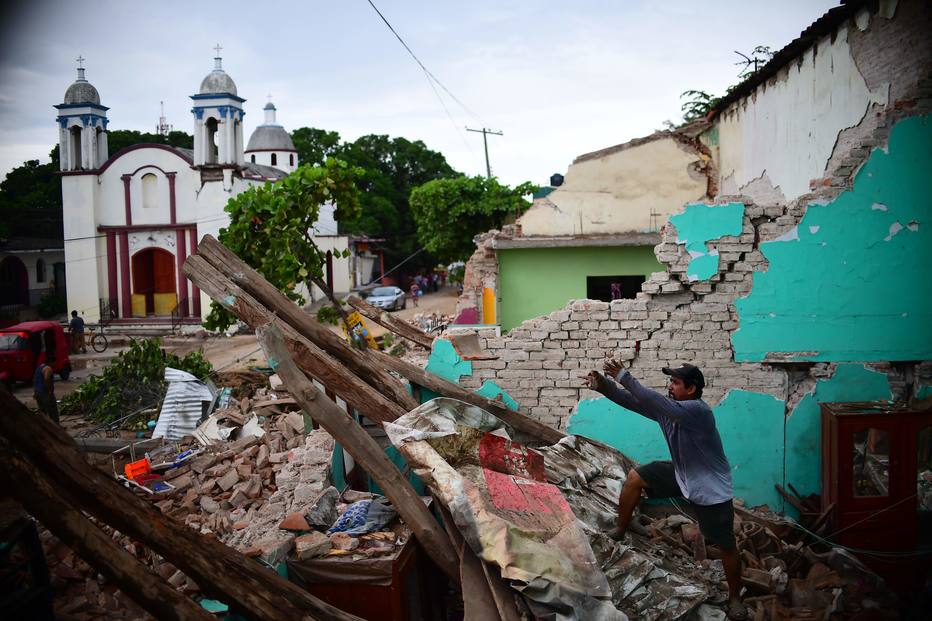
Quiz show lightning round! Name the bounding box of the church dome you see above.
[246,125,295,151]
[246,101,295,151]
[199,53,237,95]
[63,67,100,104]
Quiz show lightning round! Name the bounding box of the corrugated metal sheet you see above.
[152,368,214,441]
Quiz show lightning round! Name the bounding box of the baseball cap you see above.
[661,363,705,389]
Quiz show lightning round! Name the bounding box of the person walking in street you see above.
[69,310,87,354]
[581,360,746,619]
[34,358,59,424]
[409,281,420,308]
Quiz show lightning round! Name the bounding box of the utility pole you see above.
[465,127,503,178]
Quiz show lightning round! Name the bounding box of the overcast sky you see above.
[0,0,838,187]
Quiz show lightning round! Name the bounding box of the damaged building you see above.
[451,0,931,533]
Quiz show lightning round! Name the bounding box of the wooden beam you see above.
[257,321,461,584]
[346,295,434,350]
[194,236,418,412]
[192,235,563,444]
[0,441,216,621]
[0,390,362,621]
[372,348,566,445]
[184,255,406,423]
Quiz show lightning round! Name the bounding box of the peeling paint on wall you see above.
[475,380,519,411]
[668,202,744,281]
[785,364,892,506]
[424,339,472,384]
[732,115,932,362]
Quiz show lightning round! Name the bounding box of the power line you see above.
[364,0,483,165]
[365,0,483,124]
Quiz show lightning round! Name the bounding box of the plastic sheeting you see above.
[385,398,624,621]
[386,398,708,621]
[152,368,214,441]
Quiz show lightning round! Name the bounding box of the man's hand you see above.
[579,370,606,393]
[603,357,624,379]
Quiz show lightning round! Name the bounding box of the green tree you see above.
[679,90,719,123]
[203,159,364,331]
[679,45,776,124]
[289,128,459,272]
[291,127,342,167]
[336,134,457,270]
[107,129,193,154]
[409,176,537,263]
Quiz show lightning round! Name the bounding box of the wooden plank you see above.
[0,442,216,621]
[193,235,563,444]
[184,255,405,423]
[0,389,362,621]
[257,321,461,585]
[194,236,418,412]
[346,295,434,350]
[372,348,566,445]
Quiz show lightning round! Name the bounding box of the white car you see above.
[366,286,406,311]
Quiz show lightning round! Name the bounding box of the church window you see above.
[70,126,83,169]
[205,118,219,164]
[271,153,277,166]
[251,154,255,163]
[289,154,294,166]
[36,259,46,283]
[142,173,158,209]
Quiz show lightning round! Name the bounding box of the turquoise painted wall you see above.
[733,115,932,362]
[498,246,661,331]
[668,202,745,281]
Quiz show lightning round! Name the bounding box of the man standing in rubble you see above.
[582,360,746,619]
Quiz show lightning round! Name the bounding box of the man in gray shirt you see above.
[583,360,745,619]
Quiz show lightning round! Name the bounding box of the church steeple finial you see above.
[76,54,86,81]
[213,43,223,70]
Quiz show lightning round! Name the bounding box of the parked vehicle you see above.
[0,320,72,386]
[366,286,407,311]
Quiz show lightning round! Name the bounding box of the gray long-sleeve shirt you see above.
[601,369,733,505]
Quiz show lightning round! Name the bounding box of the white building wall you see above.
[246,150,297,174]
[712,16,889,203]
[62,175,102,320]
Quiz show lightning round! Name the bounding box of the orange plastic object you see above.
[124,458,151,480]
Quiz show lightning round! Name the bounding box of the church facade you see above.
[58,53,297,323]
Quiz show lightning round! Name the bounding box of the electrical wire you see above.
[364,0,483,164]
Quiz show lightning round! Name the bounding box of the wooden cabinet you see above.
[820,402,932,586]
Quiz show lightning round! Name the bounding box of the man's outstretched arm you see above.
[580,370,657,421]
[604,359,703,428]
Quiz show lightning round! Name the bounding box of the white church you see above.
[56,51,354,325]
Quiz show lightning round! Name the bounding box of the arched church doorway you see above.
[131,248,176,317]
[0,256,28,306]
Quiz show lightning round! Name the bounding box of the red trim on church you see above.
[167,173,177,224]
[121,175,132,225]
[106,232,118,314]
[98,223,196,233]
[119,232,131,318]
[176,230,188,317]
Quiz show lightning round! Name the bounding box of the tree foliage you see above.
[203,159,364,331]
[0,130,194,213]
[409,176,537,263]
[289,128,458,272]
[60,337,212,425]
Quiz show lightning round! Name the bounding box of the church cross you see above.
[76,55,85,68]
[213,43,223,57]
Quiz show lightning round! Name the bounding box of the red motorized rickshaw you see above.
[0,320,72,387]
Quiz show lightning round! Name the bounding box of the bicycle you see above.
[91,323,108,353]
